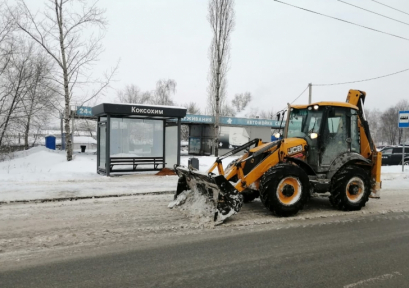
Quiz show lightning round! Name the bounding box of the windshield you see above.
[287,108,323,139]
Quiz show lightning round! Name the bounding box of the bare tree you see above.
[0,41,34,146]
[260,108,277,120]
[19,53,56,149]
[0,3,16,147]
[232,92,251,113]
[183,102,201,114]
[365,108,382,145]
[116,80,176,106]
[221,103,235,116]
[207,0,235,156]
[12,0,115,161]
[244,107,276,119]
[0,2,14,77]
[381,107,398,145]
[117,84,152,104]
[76,119,96,137]
[153,79,176,106]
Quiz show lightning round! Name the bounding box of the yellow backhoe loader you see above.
[172,90,382,222]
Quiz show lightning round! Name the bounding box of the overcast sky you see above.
[35,0,409,114]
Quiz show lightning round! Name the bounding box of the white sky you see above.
[30,0,409,113]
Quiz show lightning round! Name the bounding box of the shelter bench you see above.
[109,156,166,172]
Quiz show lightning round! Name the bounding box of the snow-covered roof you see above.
[92,103,187,118]
[102,102,187,109]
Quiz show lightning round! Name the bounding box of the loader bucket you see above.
[171,166,243,223]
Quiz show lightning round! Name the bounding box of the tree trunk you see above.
[214,78,220,157]
[56,0,72,161]
[24,116,30,150]
[24,85,36,150]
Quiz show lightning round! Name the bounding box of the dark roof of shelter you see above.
[92,103,187,118]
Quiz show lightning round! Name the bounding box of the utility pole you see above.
[403,129,405,172]
[308,83,312,104]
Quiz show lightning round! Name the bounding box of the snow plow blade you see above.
[172,166,243,223]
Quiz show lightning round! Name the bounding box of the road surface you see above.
[2,189,409,287]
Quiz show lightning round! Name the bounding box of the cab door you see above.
[320,107,350,166]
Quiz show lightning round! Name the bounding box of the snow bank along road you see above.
[2,187,409,272]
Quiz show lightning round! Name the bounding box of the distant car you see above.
[376,145,386,151]
[381,146,409,165]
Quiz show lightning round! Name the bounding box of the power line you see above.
[273,0,409,41]
[338,0,409,27]
[371,0,409,17]
[291,85,309,104]
[313,67,409,86]
[277,85,310,113]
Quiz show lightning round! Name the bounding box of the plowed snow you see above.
[168,190,217,226]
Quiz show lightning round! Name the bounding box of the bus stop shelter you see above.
[181,114,284,155]
[92,103,187,176]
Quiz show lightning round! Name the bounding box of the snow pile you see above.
[0,146,96,182]
[168,189,217,226]
[0,146,178,202]
[379,166,409,190]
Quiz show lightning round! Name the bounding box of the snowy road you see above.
[2,188,409,272]
[3,211,409,288]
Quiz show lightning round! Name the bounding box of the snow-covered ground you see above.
[0,147,408,202]
[0,147,238,202]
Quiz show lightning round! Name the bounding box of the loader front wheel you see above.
[329,165,370,211]
[259,164,309,217]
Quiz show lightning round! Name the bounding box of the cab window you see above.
[350,109,360,153]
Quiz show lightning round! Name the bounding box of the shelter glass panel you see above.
[110,118,163,157]
[98,123,106,169]
[165,125,178,168]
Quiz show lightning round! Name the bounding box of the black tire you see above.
[242,190,260,203]
[259,163,310,217]
[329,165,371,211]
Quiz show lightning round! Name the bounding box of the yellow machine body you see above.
[173,89,381,222]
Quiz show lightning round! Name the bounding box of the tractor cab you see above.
[285,103,361,173]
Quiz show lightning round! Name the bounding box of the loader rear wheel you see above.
[329,165,371,211]
[259,164,309,217]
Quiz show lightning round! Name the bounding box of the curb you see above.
[0,190,175,205]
